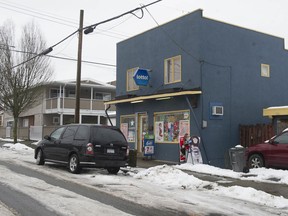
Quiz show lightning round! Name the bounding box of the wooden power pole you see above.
[75,10,84,123]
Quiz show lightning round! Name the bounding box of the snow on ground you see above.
[1,142,288,215]
[177,163,288,185]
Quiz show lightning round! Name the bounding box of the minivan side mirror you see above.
[44,135,51,140]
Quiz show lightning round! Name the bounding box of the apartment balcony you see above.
[45,97,116,113]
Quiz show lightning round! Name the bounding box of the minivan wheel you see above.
[248,154,264,168]
[36,149,45,165]
[69,154,81,174]
[107,167,120,175]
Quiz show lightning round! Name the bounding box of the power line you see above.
[143,5,232,69]
[0,5,77,28]
[0,0,131,39]
[47,54,116,68]
[83,0,162,34]
[1,48,116,68]
[6,0,162,71]
[143,5,199,63]
[0,0,79,26]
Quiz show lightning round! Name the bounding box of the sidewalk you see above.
[136,156,178,169]
[134,156,288,199]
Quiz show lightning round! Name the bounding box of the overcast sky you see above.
[1,0,287,82]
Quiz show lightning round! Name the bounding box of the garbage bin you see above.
[128,149,137,167]
[229,146,249,173]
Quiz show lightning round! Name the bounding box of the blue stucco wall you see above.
[116,10,202,97]
[116,9,288,167]
[199,15,288,166]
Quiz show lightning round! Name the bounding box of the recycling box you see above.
[143,134,155,156]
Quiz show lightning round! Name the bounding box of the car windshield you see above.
[273,132,288,144]
[91,127,126,143]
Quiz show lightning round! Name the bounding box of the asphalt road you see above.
[0,160,188,216]
[0,182,60,216]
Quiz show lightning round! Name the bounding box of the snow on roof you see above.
[50,78,116,88]
[265,106,288,109]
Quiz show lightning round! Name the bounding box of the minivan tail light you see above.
[86,143,94,155]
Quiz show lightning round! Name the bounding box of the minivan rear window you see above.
[91,127,126,143]
[75,125,89,140]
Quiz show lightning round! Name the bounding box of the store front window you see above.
[277,118,288,133]
[120,115,136,142]
[154,110,190,143]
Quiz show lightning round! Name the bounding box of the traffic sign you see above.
[133,68,150,86]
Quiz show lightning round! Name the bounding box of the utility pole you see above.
[75,10,84,123]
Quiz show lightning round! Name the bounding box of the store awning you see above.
[263,106,288,117]
[104,90,202,105]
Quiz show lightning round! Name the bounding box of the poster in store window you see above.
[128,130,135,142]
[179,120,190,137]
[155,121,164,142]
[120,123,128,141]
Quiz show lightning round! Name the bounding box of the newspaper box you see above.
[143,134,155,156]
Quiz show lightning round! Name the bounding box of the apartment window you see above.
[68,90,75,98]
[50,89,63,98]
[94,92,111,101]
[164,55,181,84]
[127,68,139,92]
[95,93,103,100]
[23,119,29,127]
[0,115,3,126]
[261,64,270,77]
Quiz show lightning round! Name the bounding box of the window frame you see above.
[261,64,270,77]
[120,114,136,142]
[164,55,182,84]
[49,88,63,98]
[93,92,111,101]
[154,110,190,144]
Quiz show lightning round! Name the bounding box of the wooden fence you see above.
[0,126,58,141]
[239,124,274,147]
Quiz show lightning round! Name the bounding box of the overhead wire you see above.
[0,47,116,68]
[142,4,200,63]
[83,0,162,33]
[143,4,232,70]
[142,5,234,163]
[0,0,130,39]
[4,0,162,70]
[0,5,77,28]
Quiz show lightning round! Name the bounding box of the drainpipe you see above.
[105,104,113,126]
[185,95,209,164]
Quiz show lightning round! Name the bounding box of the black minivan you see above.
[34,124,129,174]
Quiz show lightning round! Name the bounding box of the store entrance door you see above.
[137,113,148,153]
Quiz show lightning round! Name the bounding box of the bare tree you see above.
[0,20,53,143]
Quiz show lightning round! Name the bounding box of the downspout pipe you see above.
[105,104,113,126]
[185,95,209,164]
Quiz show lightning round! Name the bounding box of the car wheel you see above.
[36,149,45,165]
[107,167,120,175]
[68,154,81,174]
[248,154,264,168]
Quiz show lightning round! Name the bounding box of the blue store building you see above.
[105,9,288,167]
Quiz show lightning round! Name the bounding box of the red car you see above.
[246,129,288,169]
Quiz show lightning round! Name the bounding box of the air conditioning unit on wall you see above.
[212,106,224,116]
